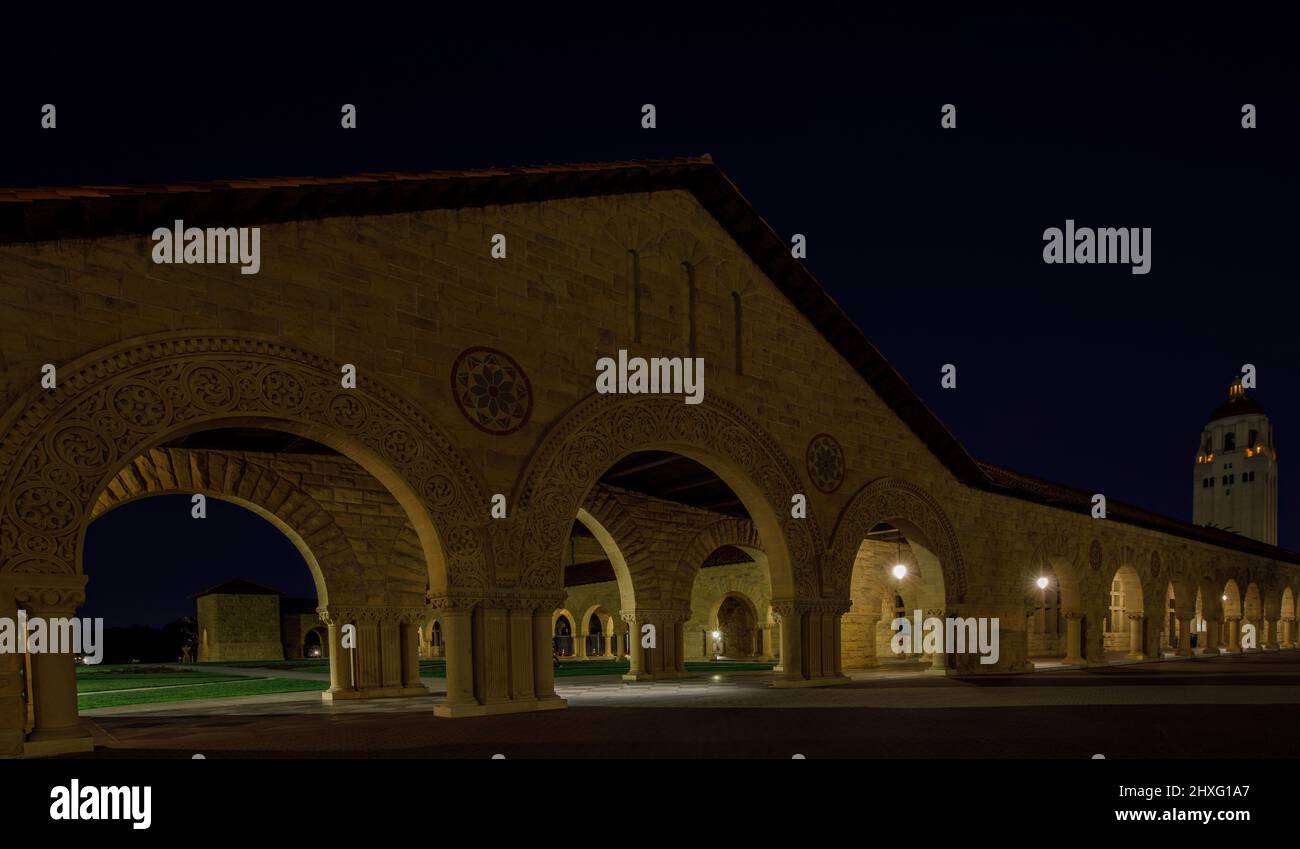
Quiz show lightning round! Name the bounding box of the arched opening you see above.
[303,627,327,659]
[1102,563,1145,661]
[512,394,825,686]
[709,592,760,659]
[843,522,950,674]
[552,612,575,658]
[1025,558,1084,667]
[72,422,442,728]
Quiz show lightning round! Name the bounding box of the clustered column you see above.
[770,598,850,686]
[319,605,430,701]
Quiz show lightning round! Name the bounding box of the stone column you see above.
[400,619,423,688]
[621,612,646,681]
[1062,611,1085,665]
[17,580,93,755]
[574,630,588,659]
[1225,617,1240,651]
[532,607,557,701]
[1127,613,1144,659]
[436,607,476,714]
[773,601,803,683]
[0,588,25,756]
[1176,616,1194,656]
[325,620,354,693]
[675,620,687,674]
[923,607,947,674]
[1282,617,1295,649]
[1200,616,1221,656]
[1265,618,1281,650]
[1244,618,1261,652]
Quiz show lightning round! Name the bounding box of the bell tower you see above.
[1193,378,1278,544]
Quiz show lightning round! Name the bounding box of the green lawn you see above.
[79,677,328,710]
[76,664,329,709]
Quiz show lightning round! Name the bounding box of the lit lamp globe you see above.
[891,564,908,581]
[1036,577,1049,590]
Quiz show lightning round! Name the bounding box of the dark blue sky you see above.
[6,6,1298,623]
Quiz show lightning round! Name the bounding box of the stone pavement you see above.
[70,651,1300,758]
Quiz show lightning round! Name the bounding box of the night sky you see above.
[5,7,1298,625]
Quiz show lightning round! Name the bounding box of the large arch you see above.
[0,332,500,751]
[509,392,836,683]
[0,332,488,596]
[509,393,822,600]
[90,448,372,607]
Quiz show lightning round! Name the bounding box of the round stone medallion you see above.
[805,432,845,493]
[450,347,533,435]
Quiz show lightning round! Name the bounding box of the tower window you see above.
[1248,429,1258,447]
[1223,433,1236,452]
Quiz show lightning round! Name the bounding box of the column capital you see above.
[318,605,426,625]
[2,575,88,616]
[1126,612,1144,622]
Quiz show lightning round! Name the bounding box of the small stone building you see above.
[194,579,327,662]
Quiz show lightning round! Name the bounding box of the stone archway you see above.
[678,518,773,662]
[827,478,966,603]
[509,393,834,684]
[91,448,373,607]
[0,332,497,753]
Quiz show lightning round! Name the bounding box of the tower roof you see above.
[1209,378,1265,422]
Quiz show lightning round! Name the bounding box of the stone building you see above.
[193,578,328,662]
[0,157,1296,758]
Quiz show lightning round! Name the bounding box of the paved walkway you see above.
[72,650,1300,758]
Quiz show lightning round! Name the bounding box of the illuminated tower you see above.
[1193,379,1278,544]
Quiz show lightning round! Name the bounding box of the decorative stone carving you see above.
[826,477,967,602]
[450,346,533,435]
[0,334,489,593]
[805,433,845,494]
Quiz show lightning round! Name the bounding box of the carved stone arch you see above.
[672,516,765,609]
[576,485,656,611]
[90,447,371,606]
[1025,530,1085,610]
[510,392,822,600]
[827,477,966,603]
[0,332,489,597]
[579,603,613,636]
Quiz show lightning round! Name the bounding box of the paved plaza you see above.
[67,651,1300,759]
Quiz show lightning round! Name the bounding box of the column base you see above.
[770,674,851,688]
[1061,656,1087,666]
[322,685,429,702]
[22,730,94,758]
[433,696,566,718]
[1200,648,1221,657]
[1125,652,1147,660]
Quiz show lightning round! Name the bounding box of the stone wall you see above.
[197,594,283,662]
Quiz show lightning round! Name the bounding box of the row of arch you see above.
[1,332,1294,753]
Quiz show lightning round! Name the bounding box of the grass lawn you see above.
[76,664,328,710]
